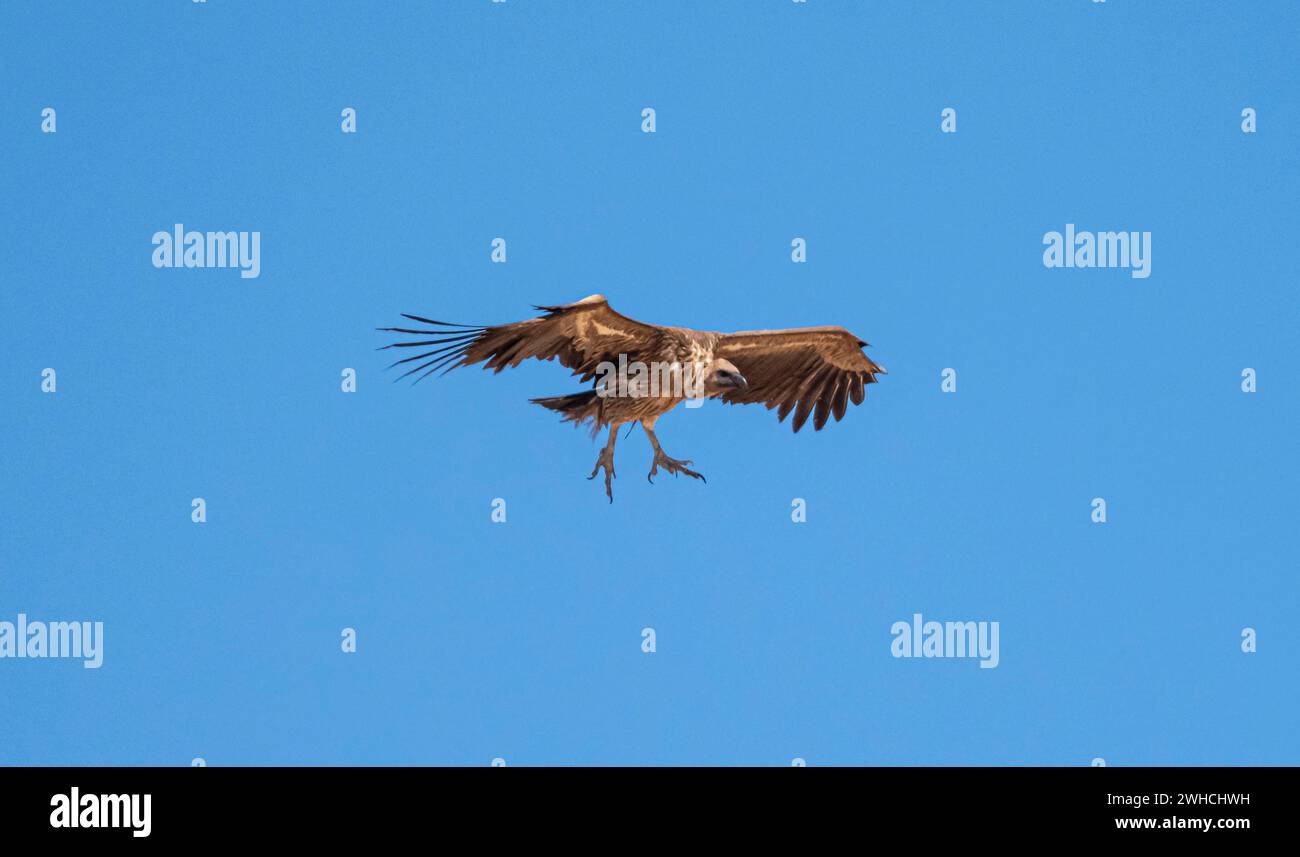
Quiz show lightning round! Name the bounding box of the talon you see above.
[646,449,706,485]
[589,447,617,501]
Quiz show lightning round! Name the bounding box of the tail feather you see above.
[531,390,603,435]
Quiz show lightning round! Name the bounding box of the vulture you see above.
[380,295,885,501]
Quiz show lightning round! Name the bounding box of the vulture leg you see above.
[642,419,706,485]
[587,423,621,503]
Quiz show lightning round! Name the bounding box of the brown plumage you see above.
[379,295,885,501]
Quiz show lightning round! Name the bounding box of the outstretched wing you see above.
[713,326,885,432]
[379,294,666,384]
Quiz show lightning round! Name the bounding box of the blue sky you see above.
[1,1,1296,765]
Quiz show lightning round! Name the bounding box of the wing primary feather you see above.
[400,314,485,329]
[413,364,449,385]
[814,376,841,431]
[788,365,830,433]
[385,339,474,370]
[831,376,849,421]
[417,350,473,382]
[379,332,482,350]
[790,390,817,433]
[395,355,450,382]
[377,327,482,338]
[811,373,838,431]
[849,374,865,405]
[395,343,477,380]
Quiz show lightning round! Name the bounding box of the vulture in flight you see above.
[380,295,885,501]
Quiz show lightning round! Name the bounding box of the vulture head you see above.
[701,358,748,397]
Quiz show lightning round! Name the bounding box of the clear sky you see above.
[1,1,1295,765]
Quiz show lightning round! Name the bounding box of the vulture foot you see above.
[648,451,706,485]
[587,447,616,502]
